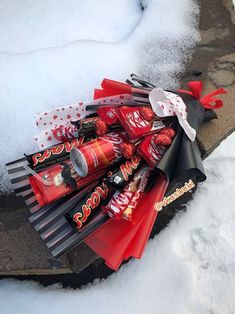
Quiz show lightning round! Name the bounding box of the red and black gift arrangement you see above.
[6,75,226,270]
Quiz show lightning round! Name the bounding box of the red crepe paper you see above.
[93,88,125,99]
[85,173,168,270]
[178,81,227,110]
[94,78,150,100]
[101,79,133,94]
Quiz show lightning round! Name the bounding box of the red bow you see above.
[178,81,227,110]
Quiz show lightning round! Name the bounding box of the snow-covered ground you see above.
[1,132,235,314]
[0,0,199,192]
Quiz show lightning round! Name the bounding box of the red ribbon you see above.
[178,81,227,110]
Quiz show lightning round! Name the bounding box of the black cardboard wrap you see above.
[155,93,207,192]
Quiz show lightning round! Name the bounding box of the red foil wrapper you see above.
[29,160,106,206]
[139,107,155,121]
[95,120,109,136]
[51,124,78,142]
[117,106,165,140]
[137,134,166,168]
[97,106,119,125]
[120,142,136,159]
[160,127,176,138]
[70,132,127,177]
[103,165,151,221]
[153,133,172,146]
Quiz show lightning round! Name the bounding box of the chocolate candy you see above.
[72,116,121,137]
[103,165,151,221]
[120,142,136,159]
[65,180,114,230]
[117,106,165,140]
[95,120,109,136]
[139,107,155,121]
[26,138,85,171]
[153,127,176,146]
[137,134,166,168]
[106,155,143,189]
[159,127,176,138]
[97,106,119,125]
[71,116,101,137]
[153,133,172,146]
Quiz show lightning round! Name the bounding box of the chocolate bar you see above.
[106,155,143,189]
[103,165,151,220]
[65,180,115,230]
[25,138,85,171]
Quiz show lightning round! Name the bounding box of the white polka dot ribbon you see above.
[34,94,132,149]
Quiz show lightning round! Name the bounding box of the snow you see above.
[0,0,142,53]
[0,0,199,192]
[1,132,235,314]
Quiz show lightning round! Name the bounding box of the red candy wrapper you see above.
[103,165,151,221]
[95,120,109,136]
[70,132,127,177]
[52,123,78,142]
[97,106,119,125]
[153,133,172,146]
[72,116,121,137]
[137,134,166,168]
[71,116,101,138]
[29,160,106,206]
[120,142,136,159]
[139,107,155,121]
[153,127,176,146]
[117,106,165,140]
[160,127,176,138]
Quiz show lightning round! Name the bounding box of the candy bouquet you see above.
[6,75,226,270]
